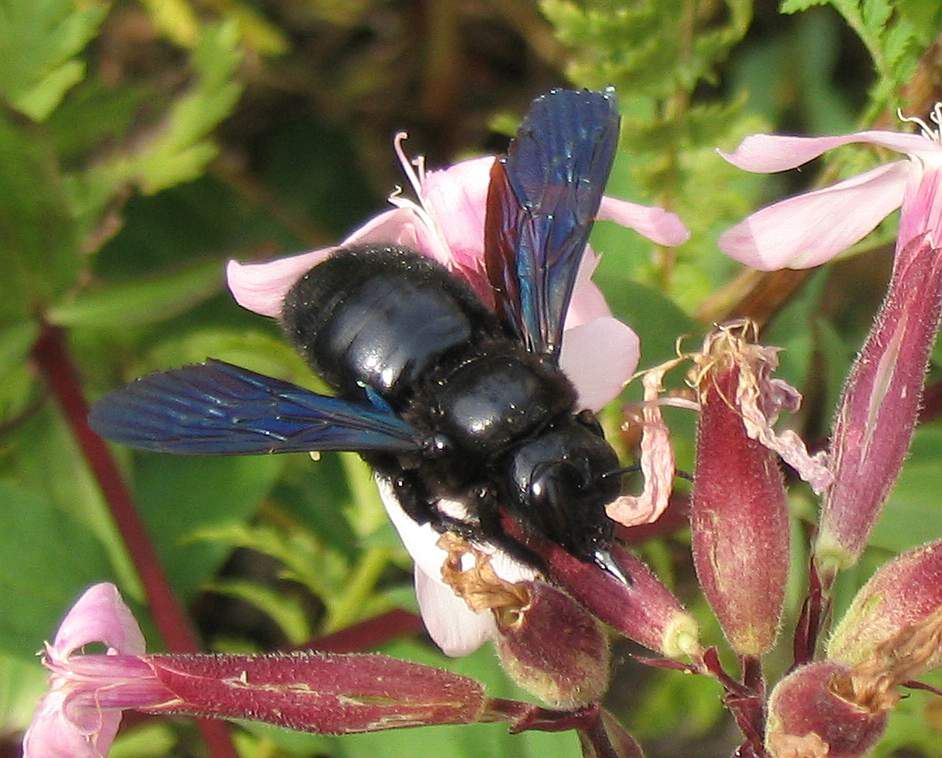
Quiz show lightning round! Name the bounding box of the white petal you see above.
[413,565,496,657]
[560,317,640,411]
[718,161,910,270]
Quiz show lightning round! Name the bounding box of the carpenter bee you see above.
[90,88,631,582]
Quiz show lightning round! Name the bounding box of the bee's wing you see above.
[484,88,619,361]
[89,359,424,455]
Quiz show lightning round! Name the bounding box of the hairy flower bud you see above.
[817,168,942,571]
[495,580,611,708]
[499,513,701,658]
[766,661,888,758]
[438,534,610,707]
[828,539,942,668]
[689,325,790,656]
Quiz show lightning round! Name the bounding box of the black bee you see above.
[90,88,630,581]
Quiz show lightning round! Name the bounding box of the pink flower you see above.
[717,108,942,270]
[23,584,169,758]
[24,584,521,755]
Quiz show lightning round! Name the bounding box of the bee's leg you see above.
[474,490,548,574]
[374,467,481,542]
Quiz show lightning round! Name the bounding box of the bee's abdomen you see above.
[281,245,496,402]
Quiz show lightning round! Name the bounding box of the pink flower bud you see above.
[500,513,701,658]
[494,580,611,708]
[435,533,610,707]
[689,327,790,656]
[828,539,942,669]
[146,652,488,733]
[818,168,942,571]
[765,661,888,758]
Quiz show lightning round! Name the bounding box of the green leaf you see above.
[0,653,46,736]
[0,112,81,322]
[0,0,109,121]
[133,454,285,600]
[0,482,113,659]
[868,425,942,553]
[66,21,244,247]
[203,578,312,645]
[47,259,224,329]
[0,321,38,377]
[110,722,180,758]
[14,406,142,600]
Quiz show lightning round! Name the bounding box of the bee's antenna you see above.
[598,464,641,482]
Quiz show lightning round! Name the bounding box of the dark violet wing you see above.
[88,359,425,455]
[485,88,620,360]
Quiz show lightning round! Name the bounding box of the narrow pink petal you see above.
[719,131,931,173]
[897,160,942,253]
[718,160,910,270]
[23,691,121,758]
[560,317,639,411]
[52,584,145,660]
[606,364,676,528]
[413,565,496,657]
[226,246,337,317]
[598,197,690,246]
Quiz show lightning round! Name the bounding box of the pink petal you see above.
[343,206,425,250]
[718,160,910,270]
[420,157,494,270]
[227,207,429,318]
[897,160,942,253]
[51,584,145,660]
[606,363,676,527]
[23,691,121,758]
[598,196,690,246]
[719,131,932,173]
[560,316,639,411]
[565,249,611,328]
[226,246,337,318]
[413,565,496,657]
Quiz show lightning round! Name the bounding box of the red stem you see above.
[31,323,236,758]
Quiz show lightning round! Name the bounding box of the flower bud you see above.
[828,539,942,670]
[437,533,610,707]
[495,580,611,708]
[689,326,789,656]
[499,512,701,658]
[817,218,942,571]
[765,661,888,758]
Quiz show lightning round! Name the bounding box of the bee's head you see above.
[505,413,621,564]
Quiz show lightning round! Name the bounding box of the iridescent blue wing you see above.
[88,359,425,455]
[485,88,619,361]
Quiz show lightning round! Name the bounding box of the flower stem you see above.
[30,322,236,758]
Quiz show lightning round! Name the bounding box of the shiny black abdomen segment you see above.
[430,349,575,456]
[281,246,498,402]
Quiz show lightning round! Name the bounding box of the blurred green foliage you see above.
[2,0,942,756]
